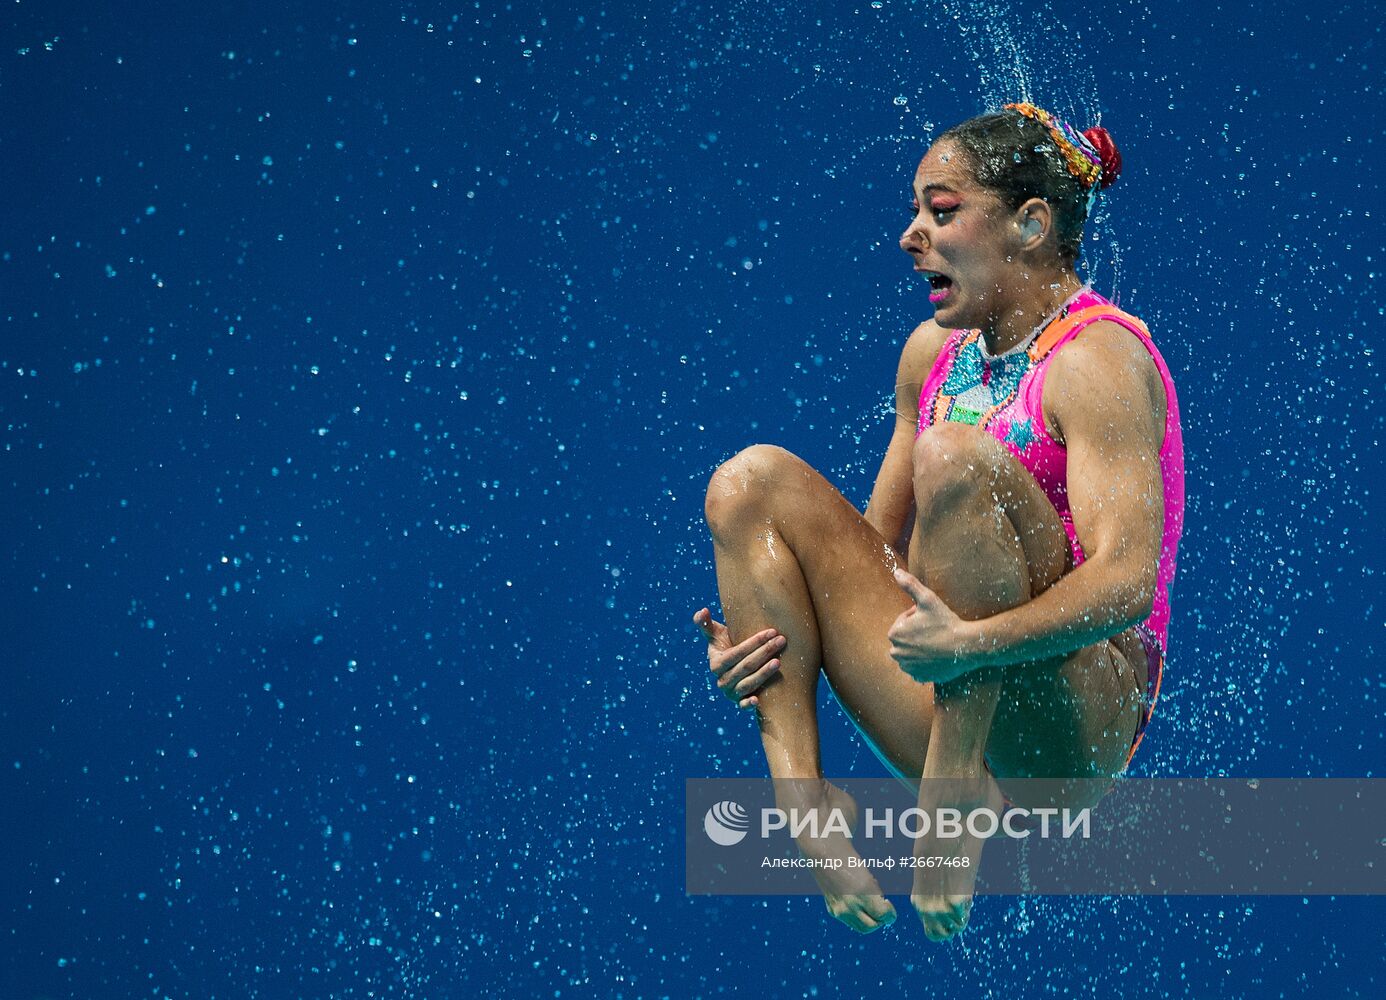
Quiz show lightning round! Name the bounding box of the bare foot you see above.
[909,771,1004,942]
[777,779,898,934]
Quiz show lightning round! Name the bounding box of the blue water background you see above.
[3,1,1383,996]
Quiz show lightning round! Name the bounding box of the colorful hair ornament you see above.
[1081,126,1122,189]
[1003,102,1117,212]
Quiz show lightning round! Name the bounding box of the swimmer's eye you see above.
[930,203,959,221]
[909,199,921,216]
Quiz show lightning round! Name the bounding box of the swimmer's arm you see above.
[864,320,948,556]
[958,324,1166,667]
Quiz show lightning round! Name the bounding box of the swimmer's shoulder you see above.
[1046,318,1163,399]
[891,318,953,418]
[1043,319,1166,442]
[896,318,953,385]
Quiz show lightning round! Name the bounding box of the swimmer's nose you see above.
[900,223,928,254]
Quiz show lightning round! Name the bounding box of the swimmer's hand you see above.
[887,569,976,685]
[693,609,785,709]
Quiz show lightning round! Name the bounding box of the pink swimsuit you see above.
[916,288,1185,766]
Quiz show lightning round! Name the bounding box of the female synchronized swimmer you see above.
[694,103,1184,941]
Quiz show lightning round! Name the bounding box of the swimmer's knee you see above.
[705,444,802,535]
[911,424,996,513]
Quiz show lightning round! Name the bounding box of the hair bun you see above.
[1082,126,1122,189]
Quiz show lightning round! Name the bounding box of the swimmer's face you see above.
[899,141,1025,330]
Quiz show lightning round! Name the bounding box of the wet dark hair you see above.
[937,108,1111,264]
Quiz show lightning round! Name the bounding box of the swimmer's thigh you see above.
[716,445,934,778]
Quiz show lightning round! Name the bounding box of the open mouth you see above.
[923,271,954,304]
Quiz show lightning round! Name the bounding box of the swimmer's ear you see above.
[1014,198,1052,251]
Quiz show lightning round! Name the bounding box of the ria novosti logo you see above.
[702,801,1092,845]
[703,801,750,845]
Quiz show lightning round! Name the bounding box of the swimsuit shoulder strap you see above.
[1027,303,1152,363]
[1019,301,1161,450]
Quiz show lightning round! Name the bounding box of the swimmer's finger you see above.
[737,695,759,710]
[731,658,780,698]
[693,608,730,645]
[710,629,780,678]
[716,638,782,692]
[722,632,783,682]
[716,655,757,691]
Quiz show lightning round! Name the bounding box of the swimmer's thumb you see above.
[693,608,728,642]
[891,567,931,606]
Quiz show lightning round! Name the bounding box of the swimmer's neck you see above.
[980,269,1087,355]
